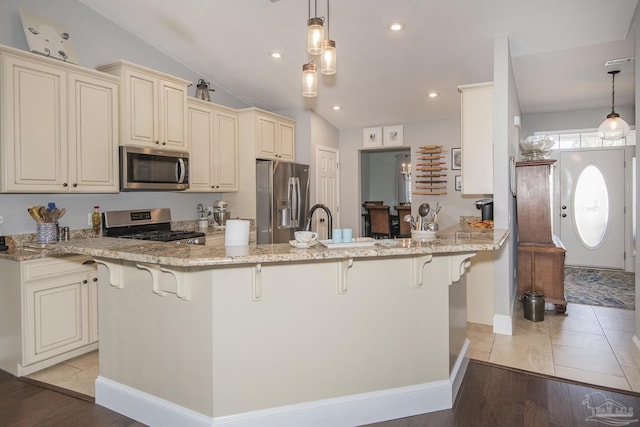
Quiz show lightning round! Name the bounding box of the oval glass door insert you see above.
[573,165,609,248]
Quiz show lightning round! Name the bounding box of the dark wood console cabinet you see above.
[515,160,567,313]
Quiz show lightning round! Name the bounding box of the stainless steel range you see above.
[103,208,206,245]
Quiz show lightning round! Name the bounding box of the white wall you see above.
[522,106,635,138]
[0,0,250,235]
[339,119,486,238]
[491,35,521,335]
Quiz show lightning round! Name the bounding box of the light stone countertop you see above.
[32,224,509,267]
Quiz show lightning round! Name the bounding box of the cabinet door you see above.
[256,115,277,159]
[68,72,119,192]
[460,83,493,195]
[214,109,238,191]
[122,70,158,147]
[186,101,215,191]
[24,274,90,365]
[2,56,67,192]
[278,121,295,161]
[159,80,188,150]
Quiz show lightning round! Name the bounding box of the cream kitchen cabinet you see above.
[97,60,190,151]
[251,109,295,161]
[458,82,493,195]
[0,44,119,193]
[0,256,98,376]
[187,98,238,192]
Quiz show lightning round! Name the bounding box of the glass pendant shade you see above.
[302,62,318,97]
[598,114,630,141]
[321,40,336,75]
[307,18,324,55]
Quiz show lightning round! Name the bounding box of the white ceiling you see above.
[78,0,638,130]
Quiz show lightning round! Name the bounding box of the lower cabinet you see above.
[0,256,98,376]
[517,238,567,313]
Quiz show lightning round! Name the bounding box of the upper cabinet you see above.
[186,98,238,192]
[252,110,295,161]
[0,45,119,193]
[458,82,493,195]
[96,60,190,151]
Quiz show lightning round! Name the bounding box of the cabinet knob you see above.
[63,183,68,187]
[93,277,98,282]
[82,279,88,284]
[162,142,166,145]
[561,205,567,210]
[155,141,160,145]
[72,183,77,187]
[561,213,567,218]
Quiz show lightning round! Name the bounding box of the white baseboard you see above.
[493,313,513,335]
[96,350,471,427]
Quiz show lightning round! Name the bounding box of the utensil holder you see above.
[37,223,57,244]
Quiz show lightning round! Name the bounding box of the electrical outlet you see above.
[0,215,4,225]
[88,213,93,226]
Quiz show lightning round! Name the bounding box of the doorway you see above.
[315,145,339,239]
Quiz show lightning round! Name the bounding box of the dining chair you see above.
[366,205,394,239]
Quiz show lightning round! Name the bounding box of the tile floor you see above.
[27,303,640,398]
[469,302,640,392]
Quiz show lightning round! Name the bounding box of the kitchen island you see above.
[51,225,508,427]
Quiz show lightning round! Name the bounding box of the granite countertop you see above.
[27,224,509,267]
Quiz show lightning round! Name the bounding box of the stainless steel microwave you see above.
[120,146,189,191]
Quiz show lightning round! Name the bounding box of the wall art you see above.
[19,9,78,63]
[383,125,403,146]
[363,127,382,148]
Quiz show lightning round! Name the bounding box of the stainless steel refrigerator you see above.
[256,160,310,244]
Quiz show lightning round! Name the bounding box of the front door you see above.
[315,146,339,240]
[559,149,625,269]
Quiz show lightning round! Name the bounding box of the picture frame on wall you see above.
[455,175,462,191]
[363,127,383,148]
[451,148,462,170]
[383,125,403,146]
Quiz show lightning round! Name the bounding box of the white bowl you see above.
[411,230,437,241]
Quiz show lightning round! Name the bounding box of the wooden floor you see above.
[4,360,640,427]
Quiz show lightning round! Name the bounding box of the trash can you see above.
[522,290,545,322]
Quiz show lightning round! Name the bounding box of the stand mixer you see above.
[212,200,231,226]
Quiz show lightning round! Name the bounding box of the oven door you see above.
[120,146,189,191]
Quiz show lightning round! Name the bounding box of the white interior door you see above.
[315,146,339,240]
[559,149,625,269]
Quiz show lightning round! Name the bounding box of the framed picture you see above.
[19,9,78,63]
[383,125,403,146]
[455,175,462,191]
[451,148,462,170]
[363,127,382,148]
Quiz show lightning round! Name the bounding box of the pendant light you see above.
[598,70,630,141]
[302,62,318,97]
[307,0,324,55]
[320,0,336,75]
[302,0,337,96]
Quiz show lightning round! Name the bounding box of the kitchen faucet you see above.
[304,204,333,239]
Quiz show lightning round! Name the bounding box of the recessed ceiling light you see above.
[332,105,342,110]
[270,51,283,59]
[427,91,438,98]
[389,22,405,31]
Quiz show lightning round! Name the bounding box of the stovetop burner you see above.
[103,208,206,245]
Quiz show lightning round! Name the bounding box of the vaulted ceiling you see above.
[78,0,638,130]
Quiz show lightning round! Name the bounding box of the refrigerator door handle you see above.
[293,177,301,227]
[289,177,299,227]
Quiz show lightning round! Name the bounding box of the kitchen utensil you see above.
[403,214,415,230]
[418,203,430,218]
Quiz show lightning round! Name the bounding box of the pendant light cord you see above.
[610,70,619,115]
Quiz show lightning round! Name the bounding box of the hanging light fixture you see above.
[320,0,336,75]
[302,62,318,97]
[598,70,630,141]
[307,0,324,55]
[302,0,337,96]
